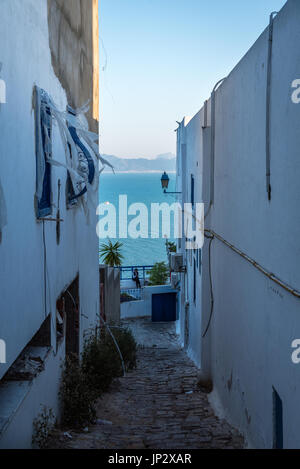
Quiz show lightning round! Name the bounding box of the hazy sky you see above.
[99,0,286,159]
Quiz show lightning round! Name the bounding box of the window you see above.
[65,276,80,359]
[191,175,195,208]
[55,276,80,358]
[35,88,52,218]
[29,315,51,347]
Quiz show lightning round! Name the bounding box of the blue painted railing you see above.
[116,265,154,282]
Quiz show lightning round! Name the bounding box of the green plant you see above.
[60,356,96,428]
[111,327,137,372]
[120,292,137,303]
[99,239,124,267]
[166,240,177,253]
[82,330,122,394]
[147,262,169,286]
[82,327,137,395]
[59,327,137,429]
[32,406,56,449]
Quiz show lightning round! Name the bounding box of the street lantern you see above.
[161,172,170,190]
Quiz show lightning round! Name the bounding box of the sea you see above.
[98,172,176,267]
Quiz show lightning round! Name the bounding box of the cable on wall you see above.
[205,229,300,299]
[202,232,215,338]
[204,77,226,220]
[266,11,278,201]
[201,226,300,338]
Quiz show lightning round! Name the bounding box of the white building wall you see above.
[183,110,204,367]
[0,345,65,449]
[0,0,99,446]
[121,285,178,320]
[176,0,300,448]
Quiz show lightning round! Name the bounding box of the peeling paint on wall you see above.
[92,0,99,123]
[47,0,99,132]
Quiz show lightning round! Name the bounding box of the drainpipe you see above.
[204,77,226,219]
[266,12,278,201]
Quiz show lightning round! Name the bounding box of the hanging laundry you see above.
[34,86,114,221]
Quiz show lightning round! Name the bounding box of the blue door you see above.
[152,293,177,322]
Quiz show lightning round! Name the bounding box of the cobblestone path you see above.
[63,319,244,449]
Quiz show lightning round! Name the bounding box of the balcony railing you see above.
[116,265,154,282]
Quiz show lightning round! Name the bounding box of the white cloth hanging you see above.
[34,86,114,222]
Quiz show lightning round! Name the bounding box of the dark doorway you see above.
[273,387,283,449]
[61,276,80,359]
[152,292,177,322]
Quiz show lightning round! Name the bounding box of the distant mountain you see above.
[101,153,176,173]
[155,152,176,160]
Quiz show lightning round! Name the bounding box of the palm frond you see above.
[99,239,124,267]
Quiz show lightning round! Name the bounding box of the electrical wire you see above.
[205,77,227,220]
[202,226,300,337]
[99,36,116,104]
[202,233,214,338]
[99,315,126,377]
[266,12,278,201]
[66,289,76,307]
[205,229,300,300]
[100,37,108,72]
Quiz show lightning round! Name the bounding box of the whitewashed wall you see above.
[0,0,99,446]
[176,0,300,448]
[0,0,99,378]
[176,111,205,367]
[121,285,177,319]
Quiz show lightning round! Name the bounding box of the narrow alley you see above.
[61,319,244,449]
